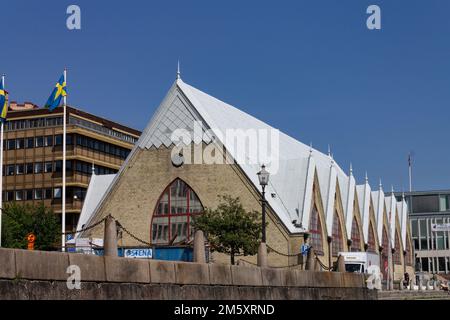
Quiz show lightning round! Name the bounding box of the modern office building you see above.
[396,190,450,274]
[2,102,140,231]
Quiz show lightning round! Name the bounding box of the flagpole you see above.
[62,68,67,251]
[0,74,4,248]
[408,153,412,192]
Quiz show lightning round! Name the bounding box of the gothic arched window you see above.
[309,205,323,255]
[367,221,377,253]
[151,179,203,245]
[381,227,389,280]
[405,233,413,266]
[332,210,343,256]
[351,216,361,252]
[394,230,401,265]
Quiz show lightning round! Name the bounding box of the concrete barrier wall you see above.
[0,248,376,300]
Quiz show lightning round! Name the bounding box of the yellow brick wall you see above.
[85,144,303,266]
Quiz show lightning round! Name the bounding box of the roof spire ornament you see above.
[176,59,181,80]
[309,142,313,156]
[379,178,382,190]
[365,171,368,184]
[327,144,331,157]
[349,163,353,176]
[391,185,394,194]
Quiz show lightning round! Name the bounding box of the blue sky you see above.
[1,0,450,191]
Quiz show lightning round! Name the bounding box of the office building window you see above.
[25,137,34,148]
[16,138,24,149]
[66,160,73,172]
[6,165,14,176]
[34,189,42,200]
[55,160,62,172]
[413,238,419,250]
[25,163,33,174]
[436,231,445,250]
[75,134,130,159]
[34,162,43,174]
[25,189,33,200]
[411,219,418,236]
[7,139,15,150]
[44,188,52,200]
[15,190,23,201]
[6,191,13,201]
[35,136,44,147]
[55,134,62,145]
[440,195,450,212]
[420,238,428,250]
[44,162,53,173]
[412,195,440,213]
[44,136,53,147]
[54,187,62,199]
[16,164,24,175]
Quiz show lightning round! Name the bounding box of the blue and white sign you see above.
[124,248,153,259]
[301,244,310,256]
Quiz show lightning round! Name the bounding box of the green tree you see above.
[1,203,60,250]
[192,195,263,265]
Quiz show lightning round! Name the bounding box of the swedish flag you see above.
[0,78,8,123]
[45,74,67,111]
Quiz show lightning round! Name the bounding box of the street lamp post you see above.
[257,164,270,267]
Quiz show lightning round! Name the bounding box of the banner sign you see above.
[431,223,450,232]
[124,248,153,259]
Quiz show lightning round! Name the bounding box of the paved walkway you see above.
[378,290,450,300]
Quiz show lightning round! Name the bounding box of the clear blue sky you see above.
[1,0,449,191]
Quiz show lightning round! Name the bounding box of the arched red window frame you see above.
[351,216,361,252]
[150,178,203,245]
[309,205,324,255]
[367,221,377,253]
[332,210,343,257]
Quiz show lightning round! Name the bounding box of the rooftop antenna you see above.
[176,59,181,80]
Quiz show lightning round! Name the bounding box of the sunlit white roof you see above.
[75,173,116,239]
[83,77,408,243]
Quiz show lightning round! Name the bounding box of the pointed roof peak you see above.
[176,59,181,80]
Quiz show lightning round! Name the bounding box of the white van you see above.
[338,252,380,274]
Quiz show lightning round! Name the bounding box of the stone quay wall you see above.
[0,248,377,300]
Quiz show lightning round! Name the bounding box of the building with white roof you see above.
[80,72,414,280]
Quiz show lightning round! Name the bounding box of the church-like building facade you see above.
[80,75,414,281]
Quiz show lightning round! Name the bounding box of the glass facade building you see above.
[396,190,450,274]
